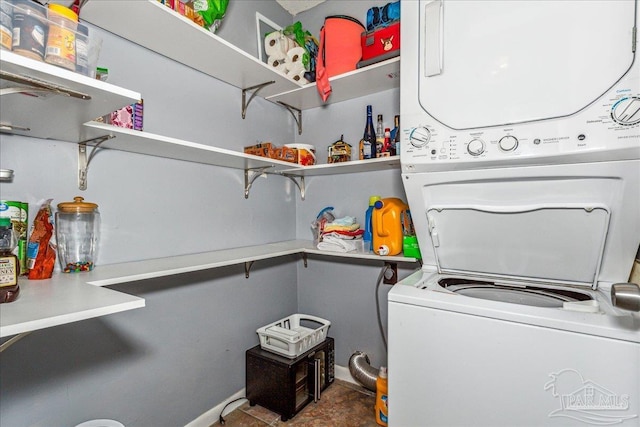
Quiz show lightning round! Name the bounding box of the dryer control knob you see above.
[498,135,518,152]
[467,138,485,156]
[611,96,640,125]
[409,127,431,148]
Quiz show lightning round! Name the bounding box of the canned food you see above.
[0,201,28,273]
[11,0,47,61]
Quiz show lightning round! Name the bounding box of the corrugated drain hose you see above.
[349,264,392,392]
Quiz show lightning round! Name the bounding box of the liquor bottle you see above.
[392,115,400,155]
[376,114,384,157]
[363,105,377,159]
[383,127,394,156]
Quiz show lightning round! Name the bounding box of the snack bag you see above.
[26,200,56,280]
[190,0,229,32]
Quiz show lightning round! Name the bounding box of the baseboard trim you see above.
[184,388,246,427]
[184,365,357,427]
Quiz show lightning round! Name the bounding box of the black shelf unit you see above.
[246,337,335,421]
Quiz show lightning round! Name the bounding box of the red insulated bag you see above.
[316,15,365,102]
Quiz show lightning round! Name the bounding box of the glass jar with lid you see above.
[55,197,100,273]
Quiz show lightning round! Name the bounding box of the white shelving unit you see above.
[80,0,400,112]
[0,50,140,142]
[1,240,417,338]
[0,2,410,340]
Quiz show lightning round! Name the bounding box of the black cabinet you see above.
[246,337,335,421]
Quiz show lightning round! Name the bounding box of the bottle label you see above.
[0,256,18,287]
[377,394,388,424]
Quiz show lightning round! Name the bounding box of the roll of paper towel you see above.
[265,32,295,60]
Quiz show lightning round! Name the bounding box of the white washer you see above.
[389,0,640,426]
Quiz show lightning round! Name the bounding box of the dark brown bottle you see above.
[0,217,20,303]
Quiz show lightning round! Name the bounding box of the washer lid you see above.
[426,204,610,289]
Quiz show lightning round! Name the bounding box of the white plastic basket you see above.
[257,314,331,358]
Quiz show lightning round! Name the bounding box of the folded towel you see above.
[317,235,357,253]
[330,216,357,226]
[322,229,364,240]
[323,223,360,232]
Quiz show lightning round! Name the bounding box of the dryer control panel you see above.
[401,90,640,171]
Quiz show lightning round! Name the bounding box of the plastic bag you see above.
[192,0,229,32]
[26,200,56,280]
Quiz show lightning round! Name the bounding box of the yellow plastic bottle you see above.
[372,198,409,256]
[375,366,388,426]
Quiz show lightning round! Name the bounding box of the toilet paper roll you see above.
[264,32,296,60]
[285,60,305,74]
[287,67,308,83]
[286,46,307,67]
[268,55,288,73]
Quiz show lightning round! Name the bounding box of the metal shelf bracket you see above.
[302,253,308,268]
[242,81,275,119]
[0,70,91,100]
[78,135,114,190]
[244,166,273,199]
[277,101,302,135]
[245,261,254,278]
[283,174,306,201]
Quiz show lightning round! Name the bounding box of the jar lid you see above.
[57,197,98,213]
[48,4,78,22]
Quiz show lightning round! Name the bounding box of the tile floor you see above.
[212,379,379,426]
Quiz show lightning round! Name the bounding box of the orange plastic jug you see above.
[372,197,408,256]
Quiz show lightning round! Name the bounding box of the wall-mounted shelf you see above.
[0,50,140,142]
[267,57,400,110]
[80,123,401,197]
[80,121,303,196]
[1,240,417,338]
[80,0,400,114]
[80,0,298,98]
[281,156,400,177]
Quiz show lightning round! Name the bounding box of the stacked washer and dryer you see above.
[389,0,640,425]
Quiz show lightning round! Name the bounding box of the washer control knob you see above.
[467,138,485,156]
[611,96,640,125]
[409,127,431,148]
[498,135,519,152]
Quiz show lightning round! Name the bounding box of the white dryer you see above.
[389,0,640,426]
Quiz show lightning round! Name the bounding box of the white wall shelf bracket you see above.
[282,174,306,201]
[277,101,302,135]
[78,135,114,190]
[0,69,91,100]
[242,81,275,119]
[244,166,273,199]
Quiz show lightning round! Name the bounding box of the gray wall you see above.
[0,0,413,425]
